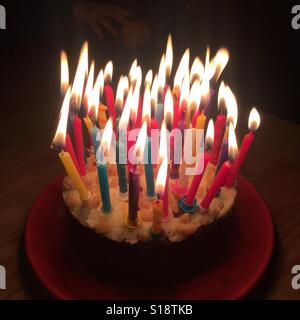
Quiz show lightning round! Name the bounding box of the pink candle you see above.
[200,160,231,210]
[173,100,179,129]
[225,131,254,188]
[64,133,80,173]
[210,114,226,165]
[163,175,169,219]
[185,152,210,205]
[150,119,159,167]
[104,85,116,120]
[73,115,86,176]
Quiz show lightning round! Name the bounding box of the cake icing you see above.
[63,153,237,245]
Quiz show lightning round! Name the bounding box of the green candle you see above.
[97,162,111,213]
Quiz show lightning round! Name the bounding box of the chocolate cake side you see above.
[65,206,236,285]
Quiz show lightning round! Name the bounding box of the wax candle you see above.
[98,104,108,129]
[154,102,164,127]
[150,119,159,166]
[216,139,228,174]
[97,162,111,213]
[59,151,90,200]
[225,108,260,188]
[151,199,163,236]
[104,85,116,120]
[144,136,155,198]
[200,160,231,210]
[173,99,179,129]
[73,115,86,176]
[163,174,169,219]
[185,152,209,205]
[64,133,80,173]
[210,113,226,165]
[116,139,128,195]
[127,168,141,227]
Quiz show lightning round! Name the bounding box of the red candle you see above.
[150,118,159,166]
[225,107,260,188]
[185,152,210,205]
[163,174,169,219]
[64,133,80,173]
[104,85,116,120]
[173,99,179,129]
[200,160,231,210]
[225,131,253,188]
[73,115,86,176]
[210,114,226,165]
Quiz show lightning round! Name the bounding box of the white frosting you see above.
[63,157,237,244]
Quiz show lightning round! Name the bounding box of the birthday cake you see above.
[52,36,260,284]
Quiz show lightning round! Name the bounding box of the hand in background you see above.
[73,2,150,47]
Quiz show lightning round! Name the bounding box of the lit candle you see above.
[210,82,227,165]
[127,168,141,228]
[96,118,113,213]
[179,122,213,212]
[155,157,168,228]
[154,55,166,126]
[200,122,236,210]
[186,80,201,128]
[141,88,155,198]
[165,34,173,84]
[190,56,204,85]
[225,108,261,188]
[64,133,80,173]
[159,123,169,219]
[103,61,116,121]
[173,48,190,102]
[52,88,89,201]
[70,42,88,176]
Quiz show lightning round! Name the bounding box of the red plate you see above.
[25,175,274,300]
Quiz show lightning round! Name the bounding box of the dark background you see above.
[0,0,299,124]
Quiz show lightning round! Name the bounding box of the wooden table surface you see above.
[0,48,300,300]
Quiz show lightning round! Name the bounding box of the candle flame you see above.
[60,51,69,96]
[116,75,125,111]
[129,59,137,83]
[164,88,174,129]
[158,54,166,93]
[100,117,113,152]
[200,76,210,105]
[88,69,102,121]
[174,48,190,89]
[84,61,95,106]
[204,46,215,81]
[131,83,140,124]
[155,157,168,196]
[142,85,151,124]
[53,87,71,148]
[218,81,227,114]
[104,61,113,83]
[165,34,173,78]
[228,123,238,161]
[205,119,214,150]
[180,73,190,107]
[248,107,260,131]
[211,48,229,81]
[119,87,132,131]
[150,74,158,113]
[188,80,201,115]
[190,56,204,84]
[225,85,238,129]
[134,121,148,159]
[123,76,129,96]
[70,41,88,111]
[144,69,153,88]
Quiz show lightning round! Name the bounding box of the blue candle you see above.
[154,102,164,127]
[144,136,155,198]
[216,139,228,174]
[97,162,111,213]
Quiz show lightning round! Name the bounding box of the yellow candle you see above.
[98,104,108,129]
[59,151,90,200]
[83,116,93,133]
[196,111,206,130]
[152,199,163,234]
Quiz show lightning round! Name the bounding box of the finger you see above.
[97,16,118,36]
[103,5,130,18]
[90,21,105,39]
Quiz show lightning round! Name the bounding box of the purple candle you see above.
[128,168,142,227]
[216,139,228,174]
